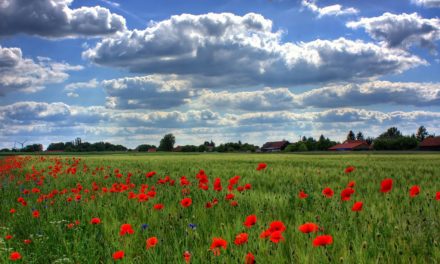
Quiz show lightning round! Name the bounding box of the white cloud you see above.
[0,0,126,38]
[65,79,99,91]
[83,13,425,88]
[301,0,359,18]
[0,45,83,95]
[1,101,439,149]
[411,0,440,8]
[347,13,440,52]
[195,81,440,111]
[102,75,193,109]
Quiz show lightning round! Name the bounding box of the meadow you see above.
[0,153,439,263]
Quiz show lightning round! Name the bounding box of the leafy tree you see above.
[379,127,402,139]
[347,130,356,141]
[159,134,175,151]
[416,126,428,142]
[356,132,364,141]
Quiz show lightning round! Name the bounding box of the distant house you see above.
[147,148,157,153]
[328,140,370,151]
[419,137,440,151]
[173,146,182,152]
[261,140,289,152]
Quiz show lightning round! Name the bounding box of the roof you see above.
[420,137,440,147]
[262,141,289,149]
[328,140,369,150]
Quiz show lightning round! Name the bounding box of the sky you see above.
[0,0,440,149]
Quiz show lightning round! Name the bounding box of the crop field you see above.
[0,153,439,263]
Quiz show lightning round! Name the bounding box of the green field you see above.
[1,153,439,263]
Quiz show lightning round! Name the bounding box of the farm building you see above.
[148,148,157,152]
[328,140,370,151]
[261,140,289,152]
[419,137,440,150]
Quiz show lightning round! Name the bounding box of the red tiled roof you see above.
[262,141,289,149]
[420,137,440,147]
[329,140,369,150]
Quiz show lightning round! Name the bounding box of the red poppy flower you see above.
[313,235,333,247]
[24,239,32,244]
[153,203,164,210]
[269,220,286,233]
[234,233,249,245]
[244,215,257,228]
[298,191,308,199]
[112,250,124,260]
[340,188,355,201]
[5,234,12,240]
[183,251,191,263]
[352,201,363,212]
[90,217,101,224]
[213,178,222,192]
[225,193,235,200]
[145,171,156,178]
[409,185,420,197]
[436,192,440,200]
[380,178,393,193]
[260,229,271,239]
[9,251,21,261]
[230,201,238,207]
[9,208,16,214]
[210,237,227,256]
[344,166,355,174]
[270,230,285,243]
[245,252,255,264]
[32,210,40,218]
[119,223,134,236]
[181,198,192,208]
[322,187,334,198]
[256,163,267,171]
[347,181,355,188]
[146,237,158,249]
[298,223,319,233]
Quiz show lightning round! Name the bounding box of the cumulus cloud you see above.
[102,75,194,109]
[0,0,126,38]
[411,0,440,8]
[0,46,83,95]
[347,13,440,52]
[1,101,439,149]
[301,0,359,18]
[65,79,99,91]
[196,81,440,111]
[83,13,425,88]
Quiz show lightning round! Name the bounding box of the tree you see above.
[356,132,364,141]
[159,134,175,151]
[379,127,402,139]
[346,130,355,141]
[136,144,156,152]
[416,126,428,142]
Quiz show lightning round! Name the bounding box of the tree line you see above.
[0,126,436,153]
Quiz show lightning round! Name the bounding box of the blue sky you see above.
[1,0,439,149]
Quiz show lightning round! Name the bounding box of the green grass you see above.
[1,153,439,263]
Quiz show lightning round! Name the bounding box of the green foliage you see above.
[215,142,258,152]
[416,126,428,142]
[136,144,157,152]
[158,133,176,151]
[346,130,355,141]
[47,141,127,152]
